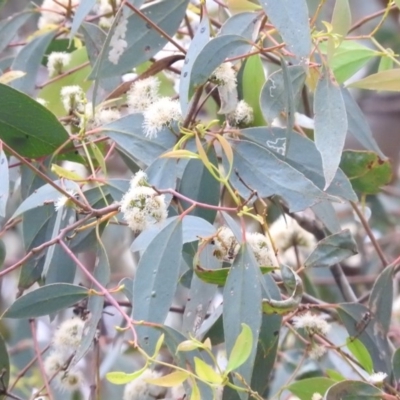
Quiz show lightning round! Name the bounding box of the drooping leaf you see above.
[11,30,56,95]
[3,283,89,319]
[226,323,253,373]
[194,357,223,384]
[349,68,400,91]
[0,333,9,400]
[69,0,97,39]
[0,84,71,158]
[0,149,8,218]
[225,139,336,213]
[341,88,386,159]
[346,337,373,374]
[133,217,183,353]
[288,377,335,400]
[106,367,146,385]
[0,10,33,54]
[314,70,348,189]
[259,0,311,60]
[340,150,392,194]
[101,113,176,167]
[145,370,189,387]
[392,348,400,382]
[304,230,358,268]
[223,244,262,398]
[331,0,351,39]
[324,380,383,400]
[91,0,189,79]
[240,127,356,201]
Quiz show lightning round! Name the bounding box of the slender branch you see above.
[349,4,397,34]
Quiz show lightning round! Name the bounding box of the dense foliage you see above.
[0,0,399,399]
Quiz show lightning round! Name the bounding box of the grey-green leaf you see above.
[0,10,33,54]
[0,84,70,158]
[325,380,383,400]
[133,217,183,353]
[3,283,89,319]
[0,149,8,217]
[305,229,358,268]
[223,244,262,399]
[314,71,348,189]
[0,333,9,400]
[92,0,189,78]
[260,66,306,124]
[69,0,97,39]
[11,30,56,95]
[392,348,400,382]
[259,0,311,60]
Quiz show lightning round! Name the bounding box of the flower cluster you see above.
[54,189,77,212]
[43,317,86,392]
[367,372,387,385]
[60,85,86,114]
[292,312,331,336]
[211,62,237,93]
[228,100,254,126]
[127,76,182,138]
[47,51,71,77]
[38,0,80,29]
[120,170,168,232]
[123,369,166,400]
[108,10,128,64]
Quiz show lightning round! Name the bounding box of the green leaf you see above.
[314,70,348,189]
[145,370,189,387]
[3,283,89,318]
[226,323,253,373]
[304,229,358,268]
[259,0,311,60]
[341,88,386,159]
[346,337,374,374]
[0,10,33,54]
[241,54,265,126]
[225,139,336,213]
[0,239,5,269]
[91,0,189,79]
[133,217,183,353]
[223,244,262,393]
[325,380,383,400]
[331,0,351,38]
[179,14,210,115]
[0,333,9,400]
[340,150,393,194]
[288,377,335,400]
[319,41,378,83]
[106,367,146,385]
[392,348,400,382]
[259,65,306,124]
[0,84,71,158]
[69,0,97,39]
[349,68,400,91]
[194,357,223,384]
[101,114,176,167]
[240,127,356,202]
[11,30,56,95]
[0,149,8,217]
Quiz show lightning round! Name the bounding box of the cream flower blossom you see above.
[38,0,80,29]
[60,85,86,114]
[367,371,387,385]
[213,226,240,261]
[54,190,77,212]
[228,100,254,126]
[211,62,237,93]
[53,317,85,353]
[47,51,71,77]
[123,369,166,400]
[127,76,160,113]
[292,312,331,336]
[246,232,274,266]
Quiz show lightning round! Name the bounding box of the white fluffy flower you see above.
[367,371,387,384]
[211,62,237,93]
[292,312,331,336]
[54,189,77,212]
[108,11,128,64]
[47,51,71,77]
[44,351,65,377]
[38,0,80,29]
[246,232,273,266]
[309,344,327,360]
[142,97,182,138]
[58,370,84,392]
[213,226,240,261]
[94,108,121,126]
[120,172,168,232]
[127,77,160,113]
[53,318,85,353]
[311,394,323,400]
[97,0,122,28]
[228,100,253,126]
[123,369,166,400]
[60,85,86,113]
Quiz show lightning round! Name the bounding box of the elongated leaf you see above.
[107,367,146,385]
[346,337,373,374]
[101,113,176,167]
[225,139,335,212]
[11,30,56,95]
[340,150,392,194]
[3,283,89,318]
[341,88,386,159]
[331,0,351,38]
[325,380,383,400]
[392,348,400,382]
[314,71,348,189]
[0,149,8,217]
[69,0,97,38]
[259,0,311,60]
[189,35,251,93]
[0,333,9,400]
[180,14,210,115]
[240,127,356,201]
[133,217,183,353]
[223,244,262,399]
[220,12,261,42]
[0,84,70,158]
[304,229,357,268]
[311,201,342,234]
[288,377,335,399]
[92,0,189,78]
[349,68,400,91]
[226,324,253,373]
[0,10,33,54]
